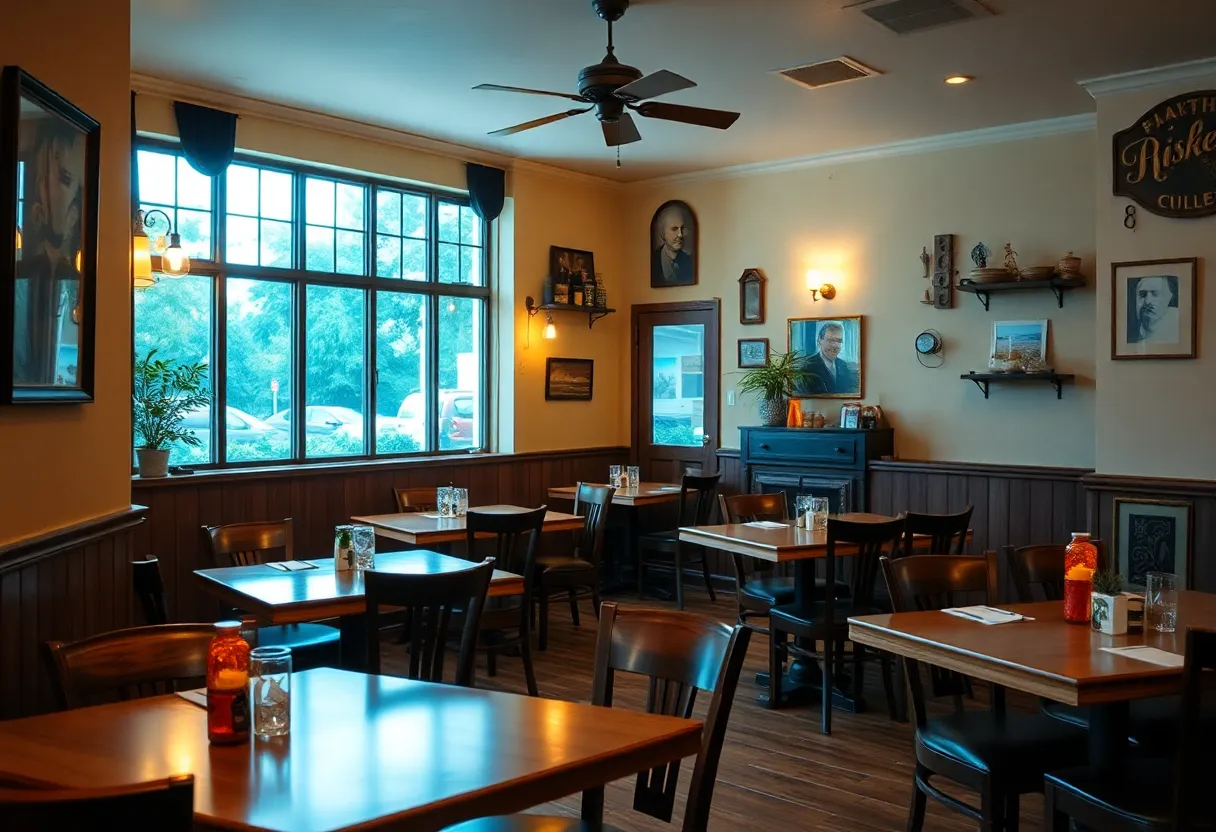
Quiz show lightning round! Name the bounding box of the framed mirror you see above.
[739,268,765,325]
[0,66,100,404]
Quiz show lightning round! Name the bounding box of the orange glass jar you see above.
[1065,532,1099,573]
[207,621,251,745]
[1064,565,1094,624]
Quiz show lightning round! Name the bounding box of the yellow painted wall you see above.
[1095,77,1216,479]
[624,131,1099,467]
[0,0,132,546]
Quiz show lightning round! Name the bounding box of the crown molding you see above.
[130,73,620,192]
[627,113,1096,188]
[1080,57,1216,99]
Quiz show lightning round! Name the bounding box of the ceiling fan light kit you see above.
[474,0,740,155]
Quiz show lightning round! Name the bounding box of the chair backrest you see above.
[202,519,293,567]
[0,775,194,831]
[393,487,439,513]
[44,624,216,711]
[572,482,615,569]
[901,506,972,556]
[465,506,547,596]
[364,558,495,686]
[881,553,998,727]
[677,472,722,527]
[1005,540,1105,602]
[718,493,787,582]
[590,603,751,832]
[824,515,905,616]
[1175,627,1216,829]
[132,558,169,625]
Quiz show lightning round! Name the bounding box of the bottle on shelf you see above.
[584,273,599,308]
[571,269,585,306]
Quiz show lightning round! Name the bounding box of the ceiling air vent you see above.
[776,57,882,91]
[845,0,994,35]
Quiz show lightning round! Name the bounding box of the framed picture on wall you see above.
[788,316,862,398]
[1111,258,1198,360]
[989,319,1048,369]
[649,200,697,288]
[1112,498,1192,589]
[738,268,765,324]
[545,357,593,401]
[737,338,769,368]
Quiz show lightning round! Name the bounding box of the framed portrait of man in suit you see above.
[649,200,697,288]
[788,316,862,398]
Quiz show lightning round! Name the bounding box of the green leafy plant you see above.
[1092,569,1124,596]
[736,350,807,401]
[132,349,210,451]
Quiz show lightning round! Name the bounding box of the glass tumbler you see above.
[794,494,814,529]
[609,465,622,486]
[437,486,452,517]
[1145,571,1179,633]
[810,498,830,531]
[454,487,469,516]
[250,646,292,738]
[352,525,375,570]
[626,466,640,490]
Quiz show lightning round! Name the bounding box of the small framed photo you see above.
[1111,258,1198,360]
[839,403,861,429]
[1113,498,1192,589]
[738,268,765,325]
[545,357,593,401]
[549,246,595,288]
[737,337,769,368]
[990,319,1048,369]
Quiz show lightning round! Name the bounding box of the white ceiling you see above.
[131,0,1216,182]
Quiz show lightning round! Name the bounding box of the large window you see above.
[133,145,489,468]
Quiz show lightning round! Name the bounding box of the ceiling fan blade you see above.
[614,69,696,102]
[474,83,586,103]
[488,107,592,137]
[634,101,740,130]
[602,113,642,147]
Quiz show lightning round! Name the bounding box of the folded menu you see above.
[657,486,682,492]
[176,688,208,708]
[266,560,317,572]
[942,605,1030,625]
[1100,645,1184,668]
[743,521,788,529]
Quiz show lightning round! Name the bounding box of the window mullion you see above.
[215,272,228,464]
[366,287,376,457]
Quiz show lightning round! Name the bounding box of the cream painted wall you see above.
[1095,76,1216,479]
[0,0,132,546]
[624,131,1098,467]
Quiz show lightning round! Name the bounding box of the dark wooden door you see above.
[632,301,720,481]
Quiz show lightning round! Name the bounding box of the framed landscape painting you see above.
[737,338,768,368]
[545,357,593,401]
[1111,258,1198,360]
[1113,498,1192,589]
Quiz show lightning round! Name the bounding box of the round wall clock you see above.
[915,330,944,368]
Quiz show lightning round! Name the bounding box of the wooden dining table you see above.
[0,668,703,832]
[352,505,583,546]
[848,590,1216,764]
[680,513,971,710]
[195,550,522,670]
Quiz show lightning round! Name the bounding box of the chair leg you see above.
[538,590,550,653]
[520,633,539,697]
[768,627,785,709]
[821,636,833,735]
[1043,782,1068,832]
[636,548,647,598]
[880,651,901,722]
[1004,793,1020,832]
[568,588,580,627]
[852,641,866,704]
[907,769,927,832]
[700,552,716,602]
[591,587,601,619]
[673,545,685,611]
[487,647,497,677]
[979,784,1005,832]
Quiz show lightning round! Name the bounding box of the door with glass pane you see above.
[632,302,720,482]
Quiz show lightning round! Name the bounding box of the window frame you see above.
[134,138,491,470]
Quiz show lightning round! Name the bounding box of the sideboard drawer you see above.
[747,431,859,466]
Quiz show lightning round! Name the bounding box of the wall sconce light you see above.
[543,313,557,340]
[806,270,837,303]
[134,208,191,281]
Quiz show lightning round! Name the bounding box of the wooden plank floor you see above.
[380,591,1046,831]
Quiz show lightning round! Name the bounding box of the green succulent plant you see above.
[1091,569,1124,596]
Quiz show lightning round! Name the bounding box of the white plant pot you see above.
[136,448,170,479]
[1091,592,1129,635]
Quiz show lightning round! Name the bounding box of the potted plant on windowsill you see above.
[132,349,209,478]
[737,350,807,427]
[1091,570,1128,635]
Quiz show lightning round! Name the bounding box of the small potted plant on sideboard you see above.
[737,350,807,427]
[132,349,209,478]
[1091,570,1128,635]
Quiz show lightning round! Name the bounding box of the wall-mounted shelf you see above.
[961,371,1075,400]
[956,276,1086,311]
[525,296,615,329]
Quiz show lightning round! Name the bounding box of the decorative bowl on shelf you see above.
[969,268,1012,284]
[1057,251,1082,276]
[1020,266,1055,281]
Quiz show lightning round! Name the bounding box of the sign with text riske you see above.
[1113,90,1216,219]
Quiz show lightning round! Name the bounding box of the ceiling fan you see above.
[474,0,740,149]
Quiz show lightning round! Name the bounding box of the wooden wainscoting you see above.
[0,508,146,718]
[131,448,628,625]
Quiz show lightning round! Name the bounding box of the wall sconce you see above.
[134,208,191,282]
[543,313,557,340]
[806,270,838,303]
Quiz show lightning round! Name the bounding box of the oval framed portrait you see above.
[649,200,697,288]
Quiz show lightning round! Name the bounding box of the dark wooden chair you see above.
[637,472,721,610]
[768,515,904,733]
[534,483,614,651]
[132,558,169,626]
[717,493,794,633]
[1043,626,1216,832]
[364,557,495,685]
[901,506,973,557]
[201,519,341,670]
[393,487,439,513]
[44,623,218,710]
[447,602,752,832]
[467,506,546,697]
[881,553,1089,832]
[0,775,194,831]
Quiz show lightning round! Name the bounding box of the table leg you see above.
[1088,701,1130,771]
[339,614,367,671]
[600,506,637,595]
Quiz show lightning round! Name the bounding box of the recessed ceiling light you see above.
[945,75,974,85]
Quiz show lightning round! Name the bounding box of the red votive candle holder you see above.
[1063,565,1094,624]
